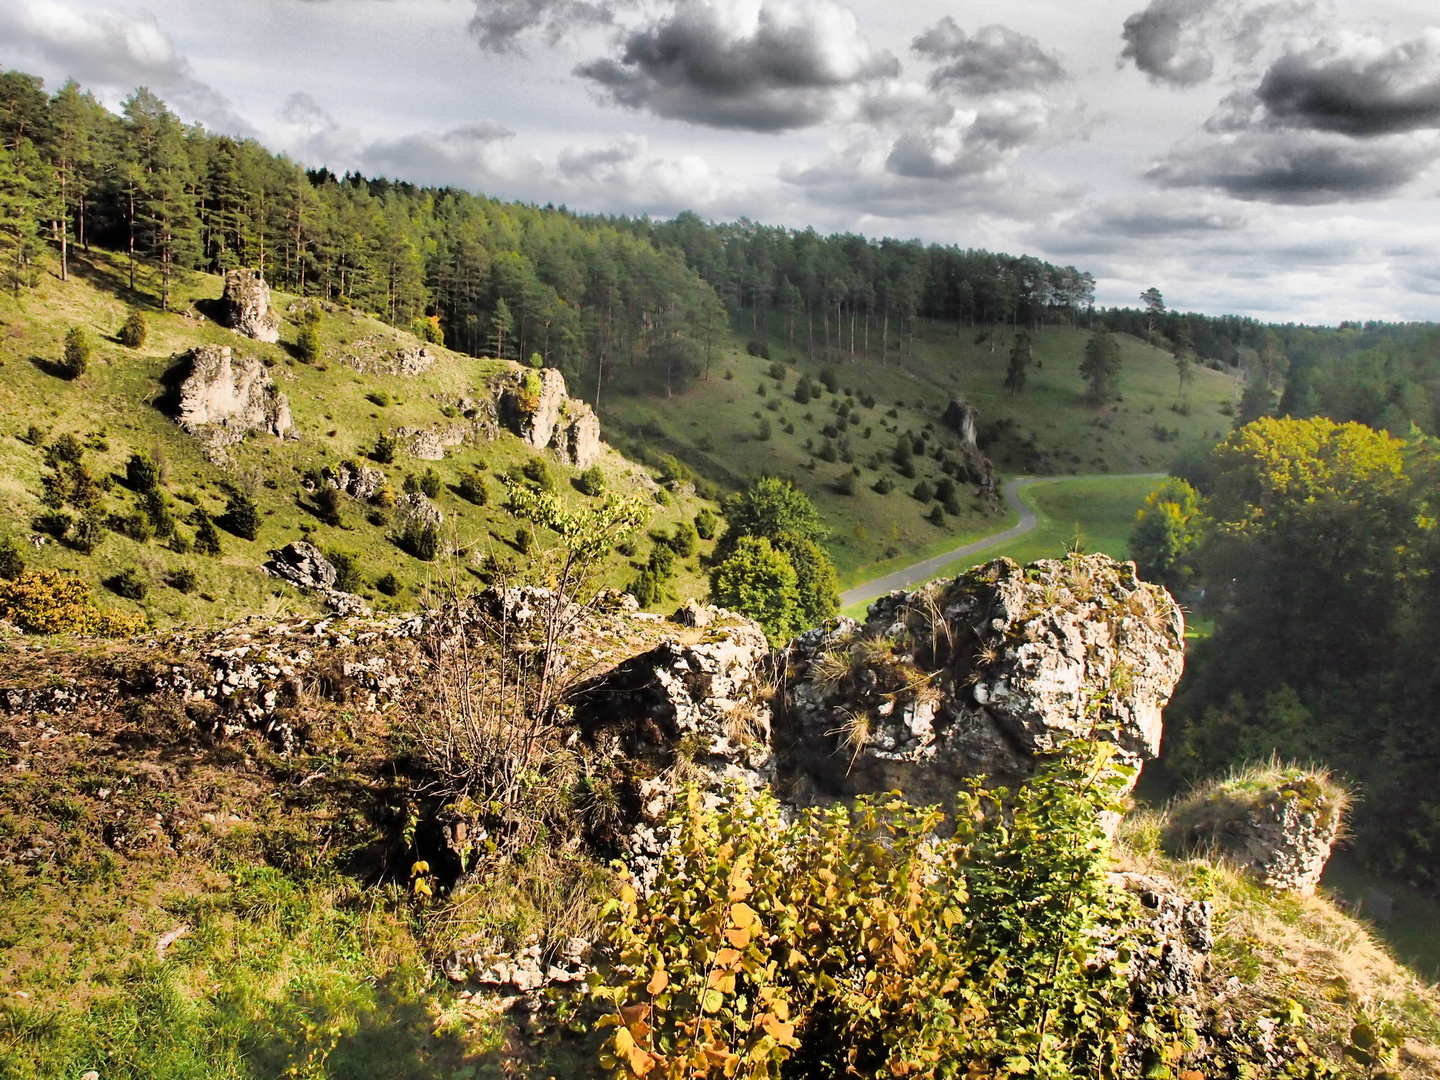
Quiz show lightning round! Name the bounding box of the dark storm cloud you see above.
[1253,33,1440,136]
[1147,130,1434,203]
[468,0,620,54]
[1119,0,1218,87]
[911,18,1067,94]
[574,0,899,132]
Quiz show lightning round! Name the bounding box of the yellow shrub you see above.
[0,569,145,636]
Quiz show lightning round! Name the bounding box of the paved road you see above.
[839,472,1164,609]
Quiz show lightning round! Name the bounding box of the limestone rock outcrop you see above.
[323,461,385,501]
[262,542,370,617]
[781,555,1185,807]
[495,368,602,467]
[176,345,294,446]
[222,269,280,343]
[1164,772,1344,895]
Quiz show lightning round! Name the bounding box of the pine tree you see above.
[1004,330,1032,396]
[124,89,200,310]
[1080,324,1121,403]
[0,139,44,296]
[49,81,101,283]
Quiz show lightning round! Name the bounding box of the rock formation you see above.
[1164,771,1344,895]
[780,554,1185,808]
[222,269,280,343]
[322,460,385,501]
[495,367,602,468]
[262,541,370,617]
[176,345,294,447]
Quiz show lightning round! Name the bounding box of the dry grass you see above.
[1164,757,1352,858]
[1117,809,1440,1077]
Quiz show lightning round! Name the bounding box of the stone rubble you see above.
[261,541,372,618]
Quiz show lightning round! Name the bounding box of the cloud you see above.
[468,0,621,54]
[1250,30,1440,136]
[0,0,254,135]
[1146,129,1436,203]
[1119,0,1218,87]
[912,19,1067,94]
[574,0,899,131]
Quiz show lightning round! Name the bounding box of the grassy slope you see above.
[0,251,715,627]
[603,313,1236,586]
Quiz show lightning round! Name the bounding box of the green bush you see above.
[912,480,934,502]
[818,366,838,393]
[296,322,323,364]
[592,746,1147,1080]
[768,360,786,382]
[627,567,660,607]
[221,491,261,540]
[105,567,148,600]
[372,432,397,464]
[191,510,222,556]
[694,507,717,540]
[709,535,801,644]
[61,326,91,378]
[457,469,488,505]
[399,520,440,561]
[312,486,344,528]
[515,526,533,554]
[647,539,676,579]
[166,566,198,593]
[141,489,175,538]
[521,456,555,492]
[418,467,441,499]
[0,537,24,580]
[325,549,362,593]
[669,519,699,558]
[126,452,161,493]
[366,389,390,407]
[118,307,147,348]
[576,465,605,497]
[376,571,401,596]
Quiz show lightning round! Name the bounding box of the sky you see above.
[5,0,1440,323]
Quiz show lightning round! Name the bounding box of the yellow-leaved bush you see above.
[590,746,1154,1080]
[0,569,145,636]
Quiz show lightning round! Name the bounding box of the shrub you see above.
[126,453,161,493]
[372,432,397,464]
[118,307,147,348]
[61,326,91,378]
[708,535,801,644]
[71,509,105,554]
[756,418,772,441]
[418,467,442,499]
[399,520,440,561]
[818,366,838,393]
[515,526,533,554]
[669,519,699,558]
[312,486,344,527]
[591,746,1146,1080]
[105,567,148,600]
[694,507,717,540]
[296,322,323,364]
[833,472,855,496]
[576,465,605,497]
[925,504,946,526]
[647,539,676,579]
[521,456,555,492]
[141,489,175,538]
[768,361,786,382]
[221,491,261,540]
[44,433,84,468]
[191,510,222,556]
[166,567,198,593]
[793,378,811,405]
[628,568,660,607]
[0,537,24,580]
[873,476,894,495]
[366,389,390,407]
[376,571,401,596]
[0,569,145,636]
[912,480,934,502]
[325,549,362,593]
[458,469,489,505]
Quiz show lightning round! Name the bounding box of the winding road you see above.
[839,473,1164,609]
